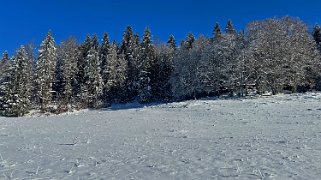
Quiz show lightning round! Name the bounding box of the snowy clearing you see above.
[1,93,321,179]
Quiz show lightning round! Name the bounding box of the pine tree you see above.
[0,52,11,114]
[167,35,176,50]
[226,20,236,35]
[313,24,321,51]
[213,22,222,40]
[36,32,57,112]
[105,42,128,103]
[100,33,110,86]
[138,28,156,103]
[153,35,176,100]
[85,37,103,108]
[120,26,139,101]
[182,33,195,50]
[16,47,33,114]
[75,35,91,106]
[56,37,78,109]
[92,34,100,51]
[4,47,33,116]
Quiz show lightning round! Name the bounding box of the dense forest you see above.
[0,16,321,117]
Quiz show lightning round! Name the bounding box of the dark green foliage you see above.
[213,22,222,40]
[138,28,156,103]
[226,20,236,35]
[313,24,321,51]
[182,33,195,50]
[167,35,176,50]
[100,32,110,86]
[120,26,139,101]
[0,52,11,115]
[4,47,33,116]
[36,32,57,112]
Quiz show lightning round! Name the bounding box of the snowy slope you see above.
[1,93,321,179]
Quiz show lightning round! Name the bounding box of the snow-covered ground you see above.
[1,93,321,179]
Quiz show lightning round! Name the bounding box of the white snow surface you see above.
[1,93,321,179]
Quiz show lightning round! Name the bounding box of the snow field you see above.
[0,93,321,179]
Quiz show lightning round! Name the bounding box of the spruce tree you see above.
[36,32,57,112]
[16,47,33,114]
[85,37,103,108]
[213,22,222,40]
[56,37,78,108]
[0,52,11,115]
[120,26,139,101]
[75,35,91,106]
[105,42,128,103]
[100,33,110,86]
[183,33,195,50]
[226,20,236,35]
[153,35,176,101]
[167,35,176,50]
[313,24,321,51]
[4,47,33,116]
[138,28,155,103]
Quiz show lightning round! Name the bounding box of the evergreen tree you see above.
[0,52,11,114]
[92,34,100,51]
[105,42,128,103]
[120,26,139,101]
[213,22,222,40]
[56,37,78,108]
[167,35,176,50]
[85,37,103,108]
[226,20,236,35]
[100,32,110,86]
[182,33,195,50]
[36,32,57,112]
[138,28,156,103]
[153,35,176,100]
[75,35,92,106]
[313,24,321,51]
[4,47,33,116]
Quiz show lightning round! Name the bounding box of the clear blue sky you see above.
[1,0,320,55]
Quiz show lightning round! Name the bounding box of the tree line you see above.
[0,16,321,117]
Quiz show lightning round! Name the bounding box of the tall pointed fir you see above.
[121,26,139,100]
[137,28,156,103]
[182,33,195,50]
[313,24,321,52]
[167,35,176,50]
[213,22,222,41]
[153,35,176,100]
[4,47,33,116]
[75,35,92,106]
[0,52,11,114]
[56,37,78,109]
[105,42,128,103]
[226,20,236,35]
[85,37,103,108]
[36,32,57,112]
[100,33,110,86]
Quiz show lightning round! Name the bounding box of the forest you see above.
[0,16,321,117]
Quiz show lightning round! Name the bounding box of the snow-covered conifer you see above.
[100,33,110,87]
[213,22,222,40]
[137,28,155,103]
[56,37,78,107]
[36,32,57,112]
[85,38,103,108]
[105,42,128,103]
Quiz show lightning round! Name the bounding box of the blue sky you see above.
[1,0,320,55]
